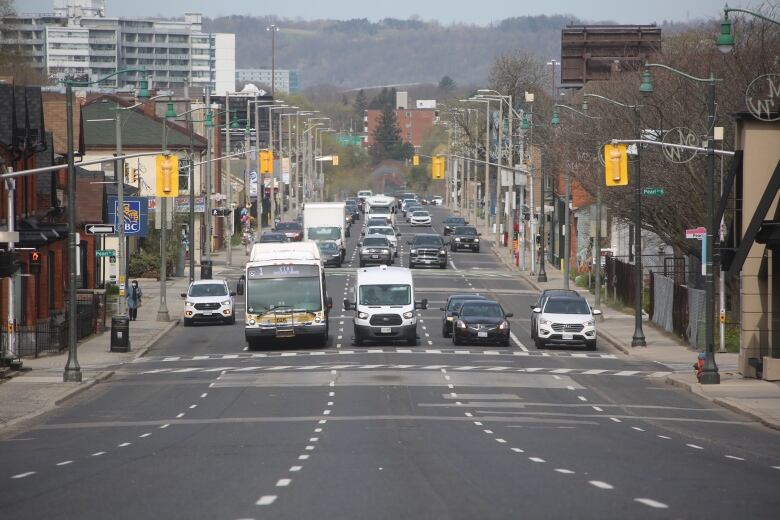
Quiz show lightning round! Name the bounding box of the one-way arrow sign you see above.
[85,223,116,235]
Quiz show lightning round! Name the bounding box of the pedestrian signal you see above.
[603,143,628,186]
[155,154,179,197]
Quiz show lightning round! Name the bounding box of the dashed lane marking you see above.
[635,498,669,509]
[256,495,277,506]
[589,481,614,490]
[11,472,36,479]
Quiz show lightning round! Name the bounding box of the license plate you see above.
[478,331,488,338]
[203,311,212,316]
[380,327,391,333]
[371,255,379,259]
[275,317,290,324]
[562,333,573,340]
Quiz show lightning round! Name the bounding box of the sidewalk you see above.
[471,211,780,430]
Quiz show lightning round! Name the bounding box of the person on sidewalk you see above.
[127,280,143,321]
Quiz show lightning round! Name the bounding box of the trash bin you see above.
[200,260,213,280]
[110,316,130,352]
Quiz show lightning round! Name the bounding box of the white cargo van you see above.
[343,265,427,346]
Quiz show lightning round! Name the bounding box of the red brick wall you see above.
[365,109,436,150]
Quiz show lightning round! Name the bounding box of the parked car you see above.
[317,240,343,267]
[258,232,291,243]
[409,210,432,226]
[443,216,467,235]
[408,234,447,269]
[274,221,303,241]
[450,226,480,252]
[533,296,601,350]
[529,289,582,340]
[440,294,488,337]
[358,236,394,267]
[181,279,236,326]
[452,300,513,346]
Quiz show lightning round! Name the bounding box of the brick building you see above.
[364,108,436,151]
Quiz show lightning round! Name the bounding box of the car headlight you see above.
[410,249,418,254]
[540,318,552,326]
[584,319,595,327]
[185,300,195,307]
[456,320,466,329]
[446,316,454,321]
[455,238,461,242]
[221,300,231,306]
[402,311,414,319]
[439,249,447,255]
[499,321,509,330]
[474,238,480,242]
[357,312,369,320]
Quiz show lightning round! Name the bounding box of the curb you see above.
[133,319,179,360]
[53,370,115,406]
[664,374,780,432]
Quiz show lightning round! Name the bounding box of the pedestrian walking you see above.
[127,280,143,321]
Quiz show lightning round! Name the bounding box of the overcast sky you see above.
[16,0,726,24]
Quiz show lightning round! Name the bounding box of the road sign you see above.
[107,196,149,237]
[642,187,665,197]
[96,249,116,258]
[85,223,116,235]
[685,226,706,240]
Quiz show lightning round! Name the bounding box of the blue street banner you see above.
[107,196,149,237]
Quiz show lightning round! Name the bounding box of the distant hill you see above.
[205,15,578,89]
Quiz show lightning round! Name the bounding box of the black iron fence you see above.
[605,256,637,308]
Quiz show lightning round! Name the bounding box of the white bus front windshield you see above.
[308,227,341,240]
[359,284,411,306]
[247,277,322,314]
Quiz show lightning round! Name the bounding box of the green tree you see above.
[369,104,413,163]
[438,75,456,92]
[368,87,397,110]
[353,89,367,118]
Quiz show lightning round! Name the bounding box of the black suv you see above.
[408,234,447,269]
[450,226,481,252]
[443,216,468,235]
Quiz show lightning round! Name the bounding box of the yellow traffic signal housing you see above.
[259,150,273,174]
[332,155,339,166]
[412,155,420,166]
[155,154,179,197]
[431,156,446,180]
[603,143,628,186]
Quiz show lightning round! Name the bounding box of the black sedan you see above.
[317,240,343,267]
[443,216,468,235]
[258,232,290,243]
[346,203,360,222]
[449,226,481,252]
[440,293,488,337]
[452,300,513,347]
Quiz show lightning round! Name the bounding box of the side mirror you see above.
[343,299,351,311]
[414,298,428,310]
[532,307,542,313]
[180,293,187,298]
[229,291,237,297]
[439,307,446,311]
[505,313,514,318]
[529,304,536,309]
[326,297,333,309]
[592,309,603,316]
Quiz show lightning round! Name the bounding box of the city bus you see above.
[244,242,331,348]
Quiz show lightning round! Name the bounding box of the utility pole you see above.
[225,92,232,266]
[115,111,126,316]
[563,173,571,290]
[205,88,213,264]
[483,100,490,237]
[4,176,17,360]
[268,105,275,226]
[156,96,171,322]
[185,82,195,283]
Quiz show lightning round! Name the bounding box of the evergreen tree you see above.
[353,89,367,118]
[370,104,402,163]
[438,75,456,92]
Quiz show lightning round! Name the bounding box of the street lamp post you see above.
[715,7,780,53]
[156,97,176,322]
[641,64,721,383]
[463,98,491,237]
[267,24,280,97]
[521,107,548,283]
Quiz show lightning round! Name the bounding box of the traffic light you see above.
[331,155,339,166]
[30,251,41,274]
[603,143,628,186]
[413,155,420,166]
[155,154,179,197]
[259,150,273,174]
[431,156,446,180]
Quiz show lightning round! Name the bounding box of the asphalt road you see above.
[1,205,779,519]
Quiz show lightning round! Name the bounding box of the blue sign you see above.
[107,196,149,237]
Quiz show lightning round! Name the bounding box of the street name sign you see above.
[642,187,665,196]
[85,223,116,235]
[96,249,116,258]
[685,226,706,240]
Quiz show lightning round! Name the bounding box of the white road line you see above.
[189,404,197,409]
[256,495,277,505]
[200,393,208,398]
[552,375,561,380]
[686,444,704,450]
[139,433,152,438]
[11,472,35,479]
[555,469,575,474]
[310,437,319,442]
[118,442,131,447]
[298,455,310,460]
[614,370,640,376]
[56,460,74,466]
[657,435,671,439]
[511,448,524,453]
[634,498,669,509]
[314,428,323,433]
[474,421,483,426]
[176,413,185,418]
[323,410,331,415]
[92,451,106,457]
[528,457,545,463]
[725,455,745,461]
[159,424,170,429]
[589,481,614,490]
[276,478,292,487]
[631,427,645,432]
[305,446,315,451]
[289,466,303,472]
[495,438,507,444]
[592,406,603,412]
[483,429,493,434]
[566,385,575,390]
[577,396,588,402]
[329,391,335,397]
[610,417,622,423]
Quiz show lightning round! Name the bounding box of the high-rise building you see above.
[235,69,300,94]
[0,1,235,95]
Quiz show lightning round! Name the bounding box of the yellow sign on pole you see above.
[431,156,446,180]
[155,154,179,197]
[332,155,339,166]
[413,155,420,166]
[259,150,273,174]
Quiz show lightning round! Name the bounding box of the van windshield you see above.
[308,227,341,240]
[359,284,411,306]
[370,207,390,214]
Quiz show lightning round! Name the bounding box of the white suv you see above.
[533,296,601,350]
[181,279,236,326]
